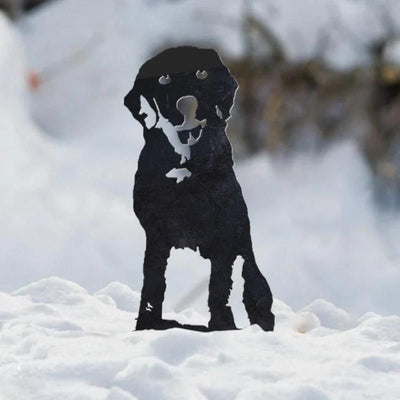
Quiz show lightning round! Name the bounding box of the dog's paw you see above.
[208,306,238,331]
[136,317,182,331]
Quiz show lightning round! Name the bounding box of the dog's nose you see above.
[175,95,202,131]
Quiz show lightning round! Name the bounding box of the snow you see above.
[1,277,400,399]
[95,282,141,312]
[1,0,400,398]
[301,299,354,331]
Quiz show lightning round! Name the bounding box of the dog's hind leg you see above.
[242,252,275,331]
[136,239,175,330]
[208,254,237,331]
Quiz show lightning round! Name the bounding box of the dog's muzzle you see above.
[139,94,207,183]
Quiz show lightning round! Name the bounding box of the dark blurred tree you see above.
[0,0,53,19]
[226,0,400,204]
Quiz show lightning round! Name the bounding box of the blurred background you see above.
[1,0,400,325]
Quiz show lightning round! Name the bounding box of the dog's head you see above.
[125,46,237,130]
[124,46,238,182]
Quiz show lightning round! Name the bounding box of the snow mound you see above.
[95,282,140,312]
[12,276,88,304]
[358,355,400,373]
[294,312,321,334]
[301,299,355,330]
[1,278,400,399]
[358,314,400,342]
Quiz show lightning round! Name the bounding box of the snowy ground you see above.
[1,277,400,400]
[1,0,400,398]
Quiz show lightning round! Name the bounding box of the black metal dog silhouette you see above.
[124,46,274,331]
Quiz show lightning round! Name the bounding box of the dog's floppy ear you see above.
[124,85,142,122]
[216,75,238,122]
[124,84,158,129]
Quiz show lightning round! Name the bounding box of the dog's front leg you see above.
[208,255,237,331]
[136,238,170,330]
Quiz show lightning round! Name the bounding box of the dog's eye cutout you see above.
[196,70,208,80]
[159,75,171,85]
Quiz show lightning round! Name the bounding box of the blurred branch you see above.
[241,0,285,64]
[0,0,24,19]
[244,14,285,63]
[0,0,53,19]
